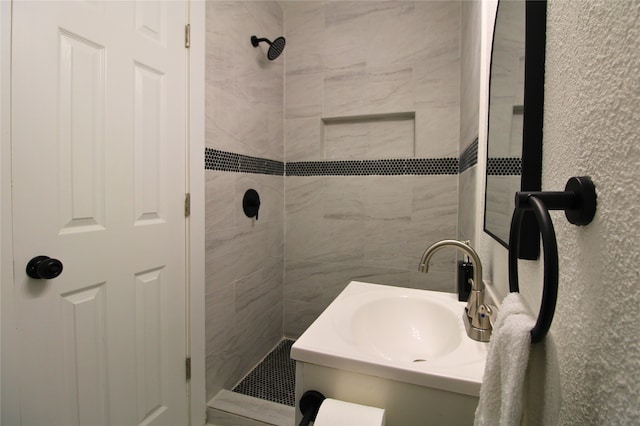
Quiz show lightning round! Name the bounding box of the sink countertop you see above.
[291,281,489,397]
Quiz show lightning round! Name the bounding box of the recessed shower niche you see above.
[321,112,416,160]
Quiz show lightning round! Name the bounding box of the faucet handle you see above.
[466,278,485,319]
[472,304,493,331]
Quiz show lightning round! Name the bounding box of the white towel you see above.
[475,293,561,426]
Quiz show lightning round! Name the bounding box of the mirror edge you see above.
[482,0,512,252]
[518,0,547,259]
[483,0,547,259]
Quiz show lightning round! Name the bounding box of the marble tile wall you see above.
[323,116,415,160]
[282,1,462,337]
[458,0,482,245]
[206,1,284,162]
[459,0,482,155]
[284,173,459,336]
[205,1,284,401]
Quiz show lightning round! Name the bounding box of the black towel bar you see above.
[508,176,596,343]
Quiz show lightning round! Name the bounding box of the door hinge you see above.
[185,24,191,49]
[186,357,191,381]
[184,193,191,217]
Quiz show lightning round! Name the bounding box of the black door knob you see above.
[26,256,63,279]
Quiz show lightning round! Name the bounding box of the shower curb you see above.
[207,390,294,426]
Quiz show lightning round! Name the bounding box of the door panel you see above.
[58,29,106,234]
[135,1,167,46]
[135,267,166,424]
[61,283,109,426]
[134,62,167,225]
[11,1,188,424]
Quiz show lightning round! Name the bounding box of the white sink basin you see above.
[292,281,489,396]
[350,296,462,363]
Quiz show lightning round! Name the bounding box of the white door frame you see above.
[187,1,206,425]
[0,1,19,421]
[0,1,206,424]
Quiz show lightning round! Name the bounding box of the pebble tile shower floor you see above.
[232,339,296,407]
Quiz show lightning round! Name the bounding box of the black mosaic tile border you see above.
[487,157,522,176]
[204,146,521,177]
[286,158,459,176]
[459,137,478,173]
[232,339,296,407]
[205,148,284,176]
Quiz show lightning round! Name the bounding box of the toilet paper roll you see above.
[313,398,386,426]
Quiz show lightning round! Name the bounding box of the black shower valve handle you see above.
[243,189,261,221]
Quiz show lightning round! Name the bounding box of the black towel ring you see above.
[508,196,558,343]
[507,176,597,343]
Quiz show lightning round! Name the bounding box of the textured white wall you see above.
[481,0,640,423]
[543,1,640,422]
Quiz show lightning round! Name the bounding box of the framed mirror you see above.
[484,0,546,259]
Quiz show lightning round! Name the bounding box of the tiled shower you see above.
[205,1,480,403]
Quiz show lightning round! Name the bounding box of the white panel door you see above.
[10,1,188,425]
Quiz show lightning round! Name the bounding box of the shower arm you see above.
[251,36,271,47]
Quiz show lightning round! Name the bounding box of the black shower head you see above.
[251,35,286,61]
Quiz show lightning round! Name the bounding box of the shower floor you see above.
[232,339,296,407]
